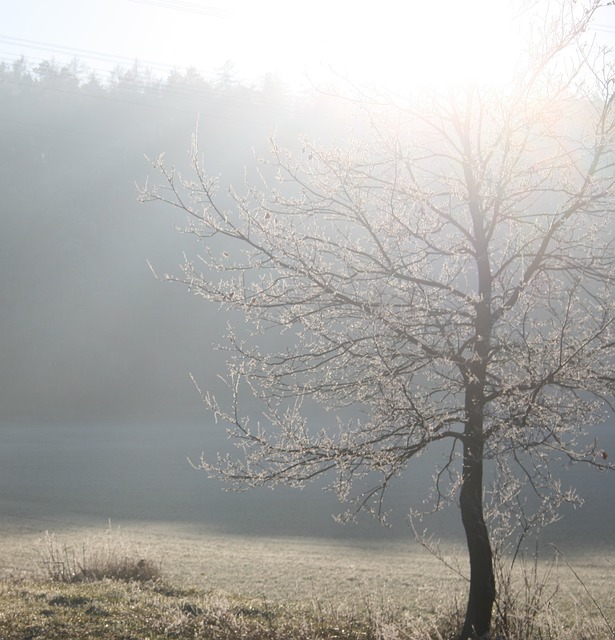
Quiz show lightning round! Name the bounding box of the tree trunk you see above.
[458,436,495,640]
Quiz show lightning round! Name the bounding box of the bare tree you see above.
[140,1,615,637]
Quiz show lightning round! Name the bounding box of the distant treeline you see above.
[0,54,340,135]
[1,53,297,100]
[0,57,347,424]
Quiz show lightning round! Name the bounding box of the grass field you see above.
[0,519,613,638]
[0,520,467,615]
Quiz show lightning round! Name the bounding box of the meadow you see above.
[0,519,468,615]
[1,423,613,637]
[0,518,613,639]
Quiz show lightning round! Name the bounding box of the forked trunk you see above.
[458,438,495,640]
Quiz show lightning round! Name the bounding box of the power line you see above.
[0,33,289,92]
[0,54,309,135]
[0,34,184,77]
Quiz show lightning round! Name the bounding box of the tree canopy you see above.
[142,2,615,637]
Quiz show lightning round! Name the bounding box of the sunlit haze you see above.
[4,0,613,92]
[3,3,615,636]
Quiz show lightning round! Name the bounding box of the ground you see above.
[0,520,613,639]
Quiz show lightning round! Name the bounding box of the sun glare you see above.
[236,0,525,93]
[331,0,524,92]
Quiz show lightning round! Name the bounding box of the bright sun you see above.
[237,0,525,92]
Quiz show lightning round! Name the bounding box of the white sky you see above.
[3,0,392,86]
[2,0,615,90]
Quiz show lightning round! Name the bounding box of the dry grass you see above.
[0,520,469,616]
[0,571,611,640]
[36,528,161,583]
[492,549,615,640]
[0,520,613,639]
[0,575,459,640]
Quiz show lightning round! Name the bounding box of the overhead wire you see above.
[4,1,611,138]
[0,56,305,108]
[0,38,314,150]
[0,0,238,80]
[591,23,615,34]
[0,32,305,116]
[0,32,309,104]
[0,34,203,80]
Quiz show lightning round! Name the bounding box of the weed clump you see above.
[36,528,161,584]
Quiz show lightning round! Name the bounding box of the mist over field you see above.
[0,59,613,554]
[1,421,612,549]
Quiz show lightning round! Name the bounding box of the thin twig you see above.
[551,544,615,638]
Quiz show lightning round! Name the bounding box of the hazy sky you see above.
[6,0,613,91]
[3,0,392,86]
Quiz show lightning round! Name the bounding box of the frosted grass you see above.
[1,518,613,623]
